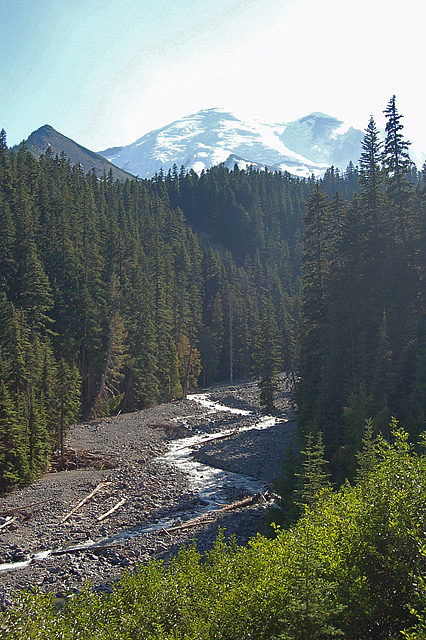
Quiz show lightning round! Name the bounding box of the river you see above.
[0,387,290,579]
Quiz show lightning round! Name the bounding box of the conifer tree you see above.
[382,95,413,218]
[252,299,282,412]
[355,418,378,483]
[0,193,16,293]
[91,310,128,418]
[0,378,29,492]
[359,115,384,235]
[294,431,330,509]
[267,441,300,528]
[371,312,393,437]
[0,128,7,155]
[296,184,331,432]
[177,334,202,397]
[55,358,81,466]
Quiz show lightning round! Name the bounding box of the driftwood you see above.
[163,494,262,534]
[60,481,110,523]
[49,495,262,557]
[97,497,127,522]
[175,430,237,452]
[0,516,17,531]
[0,499,50,517]
[51,541,124,557]
[50,447,118,472]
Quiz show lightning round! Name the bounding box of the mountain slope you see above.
[24,125,134,181]
[98,108,365,179]
[278,112,363,167]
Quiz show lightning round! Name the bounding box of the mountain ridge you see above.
[23,125,135,181]
[20,108,425,182]
[97,108,364,179]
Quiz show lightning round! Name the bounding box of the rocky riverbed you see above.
[0,378,296,607]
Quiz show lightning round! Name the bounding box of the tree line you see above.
[2,93,425,493]
[296,95,426,482]
[0,133,308,492]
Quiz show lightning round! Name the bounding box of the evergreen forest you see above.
[1,96,426,490]
[3,95,426,637]
[0,128,308,492]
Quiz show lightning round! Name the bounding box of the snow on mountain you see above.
[98,108,365,179]
[278,112,364,168]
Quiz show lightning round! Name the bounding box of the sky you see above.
[2,0,426,159]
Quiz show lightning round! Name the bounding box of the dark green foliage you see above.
[266,441,301,529]
[359,115,384,233]
[354,418,378,483]
[296,183,332,435]
[3,427,426,639]
[294,431,330,509]
[0,140,303,490]
[295,97,426,483]
[382,95,413,216]
[252,299,282,412]
[55,358,81,464]
[0,379,29,491]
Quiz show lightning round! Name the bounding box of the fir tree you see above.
[359,115,384,234]
[252,299,282,412]
[0,379,29,492]
[296,184,331,433]
[355,418,378,483]
[55,358,81,466]
[294,431,330,510]
[382,95,413,218]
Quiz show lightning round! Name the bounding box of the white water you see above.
[186,393,251,416]
[0,392,282,574]
[0,549,51,574]
[162,393,286,507]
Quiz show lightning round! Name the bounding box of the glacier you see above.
[98,107,365,179]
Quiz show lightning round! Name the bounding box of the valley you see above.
[0,379,295,606]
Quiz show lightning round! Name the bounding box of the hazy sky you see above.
[2,0,425,157]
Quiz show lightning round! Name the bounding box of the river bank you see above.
[0,378,296,606]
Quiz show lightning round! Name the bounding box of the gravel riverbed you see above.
[0,379,296,606]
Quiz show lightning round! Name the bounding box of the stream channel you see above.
[0,392,285,576]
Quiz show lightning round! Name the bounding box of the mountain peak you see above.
[37,124,57,133]
[24,126,134,181]
[99,108,364,179]
[26,124,61,145]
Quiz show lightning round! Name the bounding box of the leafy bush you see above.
[2,428,426,639]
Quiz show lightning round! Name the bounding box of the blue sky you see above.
[2,0,425,158]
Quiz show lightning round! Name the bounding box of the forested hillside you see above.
[0,131,307,493]
[296,96,426,482]
[4,96,426,638]
[2,95,426,494]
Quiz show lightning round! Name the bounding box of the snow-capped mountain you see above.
[98,108,365,179]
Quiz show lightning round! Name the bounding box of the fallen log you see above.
[97,497,127,522]
[163,493,261,534]
[0,499,50,517]
[220,494,261,511]
[60,481,110,523]
[174,430,237,451]
[50,447,118,472]
[0,516,17,531]
[51,542,124,557]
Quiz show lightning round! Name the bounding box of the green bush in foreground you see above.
[2,427,426,640]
